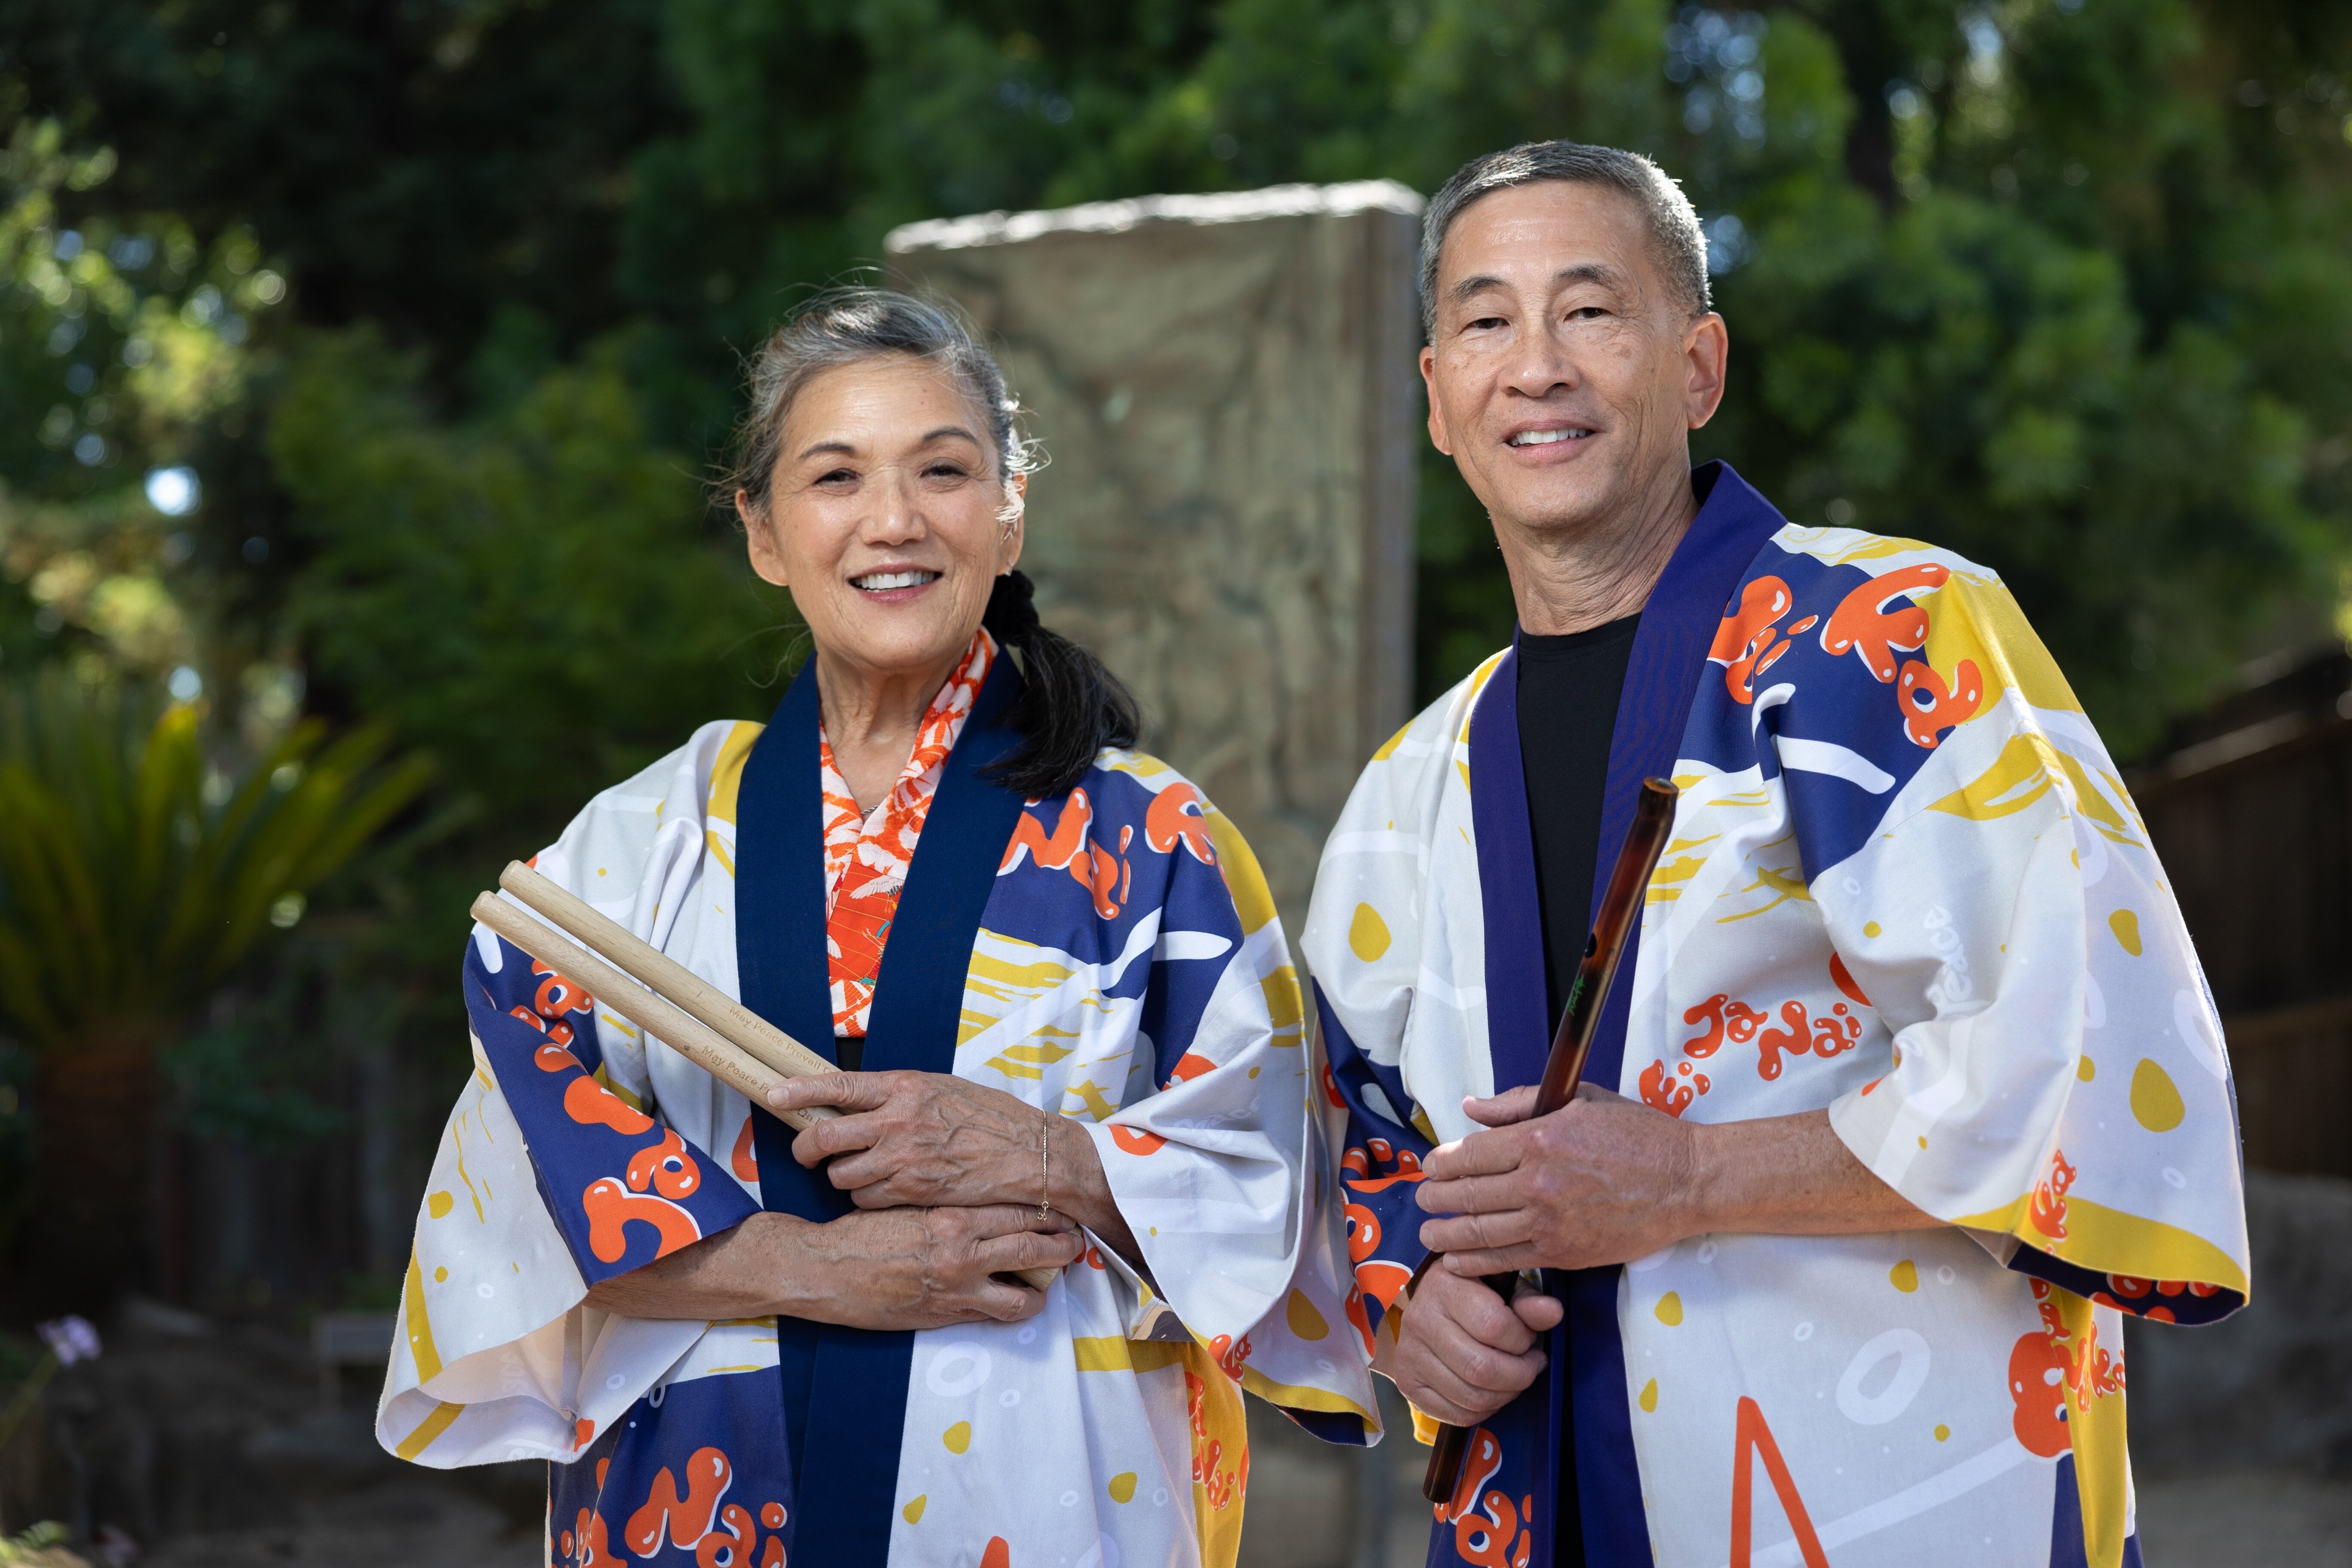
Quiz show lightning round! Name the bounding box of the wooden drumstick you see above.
[1419,778,1679,1505]
[472,872,1062,1293]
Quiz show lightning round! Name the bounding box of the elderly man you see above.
[1303,141,2246,1568]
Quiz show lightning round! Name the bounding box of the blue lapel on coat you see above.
[735,648,1027,1565]
[1463,461,1788,1568]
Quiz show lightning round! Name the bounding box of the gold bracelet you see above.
[1038,1108,1052,1221]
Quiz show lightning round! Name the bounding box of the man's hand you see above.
[1416,1082,1700,1276]
[1415,1085,1942,1278]
[1377,1263,1562,1427]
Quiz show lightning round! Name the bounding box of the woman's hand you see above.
[767,1070,1143,1267]
[583,1205,1082,1332]
[792,1204,1081,1330]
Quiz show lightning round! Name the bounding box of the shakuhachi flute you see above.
[1420,777,1679,1506]
[472,861,1061,1292]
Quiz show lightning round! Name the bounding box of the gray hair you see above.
[724,287,1035,517]
[1419,141,1711,340]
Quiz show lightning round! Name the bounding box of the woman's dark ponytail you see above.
[983,570,1140,799]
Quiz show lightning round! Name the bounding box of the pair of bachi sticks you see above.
[470,863,1059,1292]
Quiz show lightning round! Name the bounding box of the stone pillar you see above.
[888,182,1424,942]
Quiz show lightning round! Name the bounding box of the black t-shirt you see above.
[1514,612,1640,1567]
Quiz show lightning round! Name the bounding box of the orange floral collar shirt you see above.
[817,628,996,1036]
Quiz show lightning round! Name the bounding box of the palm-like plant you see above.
[0,670,431,1311]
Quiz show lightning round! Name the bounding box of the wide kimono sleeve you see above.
[1809,570,2251,1323]
[1079,774,1380,1443]
[1296,679,1500,1369]
[377,724,764,1467]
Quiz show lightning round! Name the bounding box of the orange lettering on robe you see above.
[1166,1052,1217,1087]
[534,962,594,1018]
[2029,1150,2076,1240]
[693,1502,759,1568]
[582,1177,701,1263]
[624,1446,732,1556]
[627,1127,702,1200]
[1820,563,1949,681]
[2009,1328,2073,1456]
[731,1116,759,1183]
[565,1074,656,1136]
[1001,790,1093,873]
[1109,1124,1167,1155]
[1145,781,1218,864]
[1896,657,1983,748]
[1728,1396,1829,1568]
[1709,576,1795,704]
[980,1540,1011,1568]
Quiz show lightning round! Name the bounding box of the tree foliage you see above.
[0,9,2346,1243]
[10,0,2347,758]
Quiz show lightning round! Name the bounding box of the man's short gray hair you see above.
[1419,141,1711,340]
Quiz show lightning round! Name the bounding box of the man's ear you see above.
[1683,313,1730,431]
[739,491,790,588]
[1421,345,1454,456]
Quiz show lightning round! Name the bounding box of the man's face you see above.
[1420,181,1727,540]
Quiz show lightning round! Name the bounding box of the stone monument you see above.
[888,181,1424,943]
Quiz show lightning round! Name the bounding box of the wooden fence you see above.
[2135,661,2352,1178]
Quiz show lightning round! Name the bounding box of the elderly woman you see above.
[378,291,1375,1568]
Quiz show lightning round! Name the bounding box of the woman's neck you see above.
[813,643,969,815]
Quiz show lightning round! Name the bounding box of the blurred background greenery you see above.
[0,0,2347,1316]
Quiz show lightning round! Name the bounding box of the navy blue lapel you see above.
[735,648,1027,1565]
[1467,644,1551,1096]
[1464,462,1788,1568]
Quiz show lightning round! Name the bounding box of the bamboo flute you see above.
[472,863,1060,1292]
[1420,777,1679,1506]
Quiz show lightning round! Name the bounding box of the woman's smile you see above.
[848,567,943,600]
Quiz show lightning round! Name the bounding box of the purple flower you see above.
[36,1315,101,1366]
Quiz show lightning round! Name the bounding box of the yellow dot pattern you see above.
[2109,909,2142,956]
[1348,903,1391,962]
[1109,1473,1137,1504]
[902,1495,927,1524]
[427,1191,454,1219]
[2131,1059,2185,1132]
[1286,1289,1329,1341]
[1890,1259,1918,1293]
[2077,1056,2096,1082]
[943,1421,971,1454]
[1638,1378,1658,1412]
[1654,1292,1683,1326]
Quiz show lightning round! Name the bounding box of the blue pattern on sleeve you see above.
[465,933,760,1286]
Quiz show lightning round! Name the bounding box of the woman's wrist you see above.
[1049,1116,1142,1265]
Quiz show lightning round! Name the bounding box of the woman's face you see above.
[742,354,1024,684]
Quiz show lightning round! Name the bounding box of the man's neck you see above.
[1497,461,1699,637]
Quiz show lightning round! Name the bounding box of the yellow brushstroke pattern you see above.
[1062,1078,1120,1120]
[1928,732,2065,821]
[1717,864,1812,923]
[402,1250,443,1382]
[1072,1335,1187,1374]
[983,1037,1077,1081]
[394,1400,465,1461]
